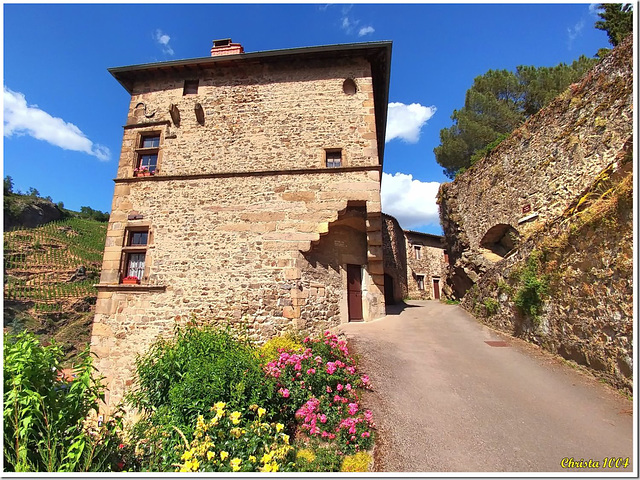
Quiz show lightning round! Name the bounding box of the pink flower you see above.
[118,443,124,449]
[336,384,343,391]
[346,366,356,374]
[326,386,332,393]
[319,414,327,423]
[361,375,370,385]
[333,395,342,403]
[345,383,352,391]
[294,363,302,371]
[279,388,290,398]
[348,403,358,415]
[361,431,370,438]
[307,368,316,375]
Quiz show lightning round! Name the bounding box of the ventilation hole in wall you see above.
[343,78,357,95]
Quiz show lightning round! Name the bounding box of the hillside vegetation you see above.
[3,217,107,361]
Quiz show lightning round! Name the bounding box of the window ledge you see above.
[95,284,167,292]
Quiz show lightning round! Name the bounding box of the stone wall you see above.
[439,34,633,285]
[91,48,388,411]
[437,35,633,391]
[405,232,446,300]
[381,214,408,304]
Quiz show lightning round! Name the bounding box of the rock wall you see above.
[438,35,633,392]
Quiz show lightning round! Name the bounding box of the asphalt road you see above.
[337,300,634,473]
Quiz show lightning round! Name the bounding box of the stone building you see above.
[90,39,392,410]
[404,230,447,300]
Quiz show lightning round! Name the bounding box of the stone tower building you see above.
[90,39,392,409]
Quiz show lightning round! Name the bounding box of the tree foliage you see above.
[435,56,598,178]
[595,3,633,46]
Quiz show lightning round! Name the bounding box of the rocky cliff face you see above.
[438,35,633,392]
[4,196,64,229]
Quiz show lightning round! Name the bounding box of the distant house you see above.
[404,230,447,300]
[91,39,393,411]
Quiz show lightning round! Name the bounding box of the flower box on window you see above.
[122,276,140,285]
[134,167,156,177]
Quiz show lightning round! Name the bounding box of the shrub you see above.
[3,332,124,472]
[173,403,294,472]
[128,325,278,428]
[127,324,280,471]
[260,333,304,364]
[264,331,375,454]
[341,451,372,472]
[483,298,499,316]
[513,251,549,320]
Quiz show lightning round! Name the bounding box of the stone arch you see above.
[480,224,520,258]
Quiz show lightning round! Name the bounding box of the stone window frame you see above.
[120,225,153,284]
[416,274,425,291]
[324,148,344,168]
[134,130,163,176]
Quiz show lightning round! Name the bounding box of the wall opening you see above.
[479,224,520,258]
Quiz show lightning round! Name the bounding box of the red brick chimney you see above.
[211,38,244,57]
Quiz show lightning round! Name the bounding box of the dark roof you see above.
[109,41,392,167]
[404,230,445,242]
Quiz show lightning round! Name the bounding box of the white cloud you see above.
[154,29,174,55]
[567,18,585,49]
[381,172,441,229]
[358,26,375,37]
[588,3,599,17]
[3,87,110,161]
[385,102,436,143]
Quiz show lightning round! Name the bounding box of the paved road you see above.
[337,300,634,473]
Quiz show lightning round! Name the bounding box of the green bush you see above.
[3,332,124,472]
[513,251,549,320]
[127,324,280,471]
[483,298,499,316]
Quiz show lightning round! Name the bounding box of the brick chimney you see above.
[210,38,244,57]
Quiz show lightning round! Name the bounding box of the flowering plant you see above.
[264,331,374,454]
[173,402,294,472]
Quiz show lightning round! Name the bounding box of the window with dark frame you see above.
[326,149,342,168]
[135,134,160,175]
[414,245,422,260]
[121,228,149,283]
[416,274,425,291]
[183,80,199,95]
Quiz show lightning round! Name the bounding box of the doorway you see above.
[347,264,363,321]
[432,277,441,300]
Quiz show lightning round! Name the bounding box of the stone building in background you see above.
[90,39,393,410]
[404,230,447,300]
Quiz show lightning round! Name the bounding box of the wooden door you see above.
[347,264,363,321]
[433,278,440,300]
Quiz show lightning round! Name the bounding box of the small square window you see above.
[129,231,148,246]
[326,150,342,168]
[141,136,160,148]
[183,80,199,95]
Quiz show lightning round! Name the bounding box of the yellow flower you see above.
[230,427,242,438]
[261,452,273,464]
[214,401,226,411]
[249,455,257,463]
[230,458,242,472]
[275,423,284,433]
[220,451,229,461]
[230,411,242,425]
[282,434,290,445]
[190,458,200,471]
[181,449,193,461]
[260,462,279,472]
[257,407,266,418]
[207,451,215,461]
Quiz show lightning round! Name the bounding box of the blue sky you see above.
[3,3,613,235]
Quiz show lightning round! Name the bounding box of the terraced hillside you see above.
[4,218,107,361]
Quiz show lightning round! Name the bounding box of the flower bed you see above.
[263,331,375,461]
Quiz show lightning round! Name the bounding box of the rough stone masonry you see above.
[90,40,393,411]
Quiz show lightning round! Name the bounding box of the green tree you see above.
[595,3,633,46]
[4,176,14,195]
[435,56,598,178]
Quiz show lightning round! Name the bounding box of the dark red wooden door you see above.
[433,278,440,300]
[347,264,363,321]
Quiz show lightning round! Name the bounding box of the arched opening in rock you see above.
[480,224,520,258]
